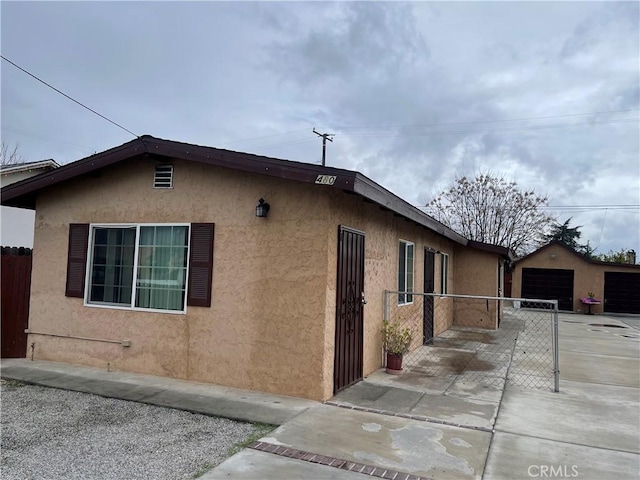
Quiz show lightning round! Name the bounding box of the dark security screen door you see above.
[334,226,365,394]
[423,250,435,344]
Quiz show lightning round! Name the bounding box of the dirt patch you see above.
[442,354,496,373]
[454,331,496,344]
[410,351,496,375]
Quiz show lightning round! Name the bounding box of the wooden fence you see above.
[1,246,32,358]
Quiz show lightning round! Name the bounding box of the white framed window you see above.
[441,253,449,294]
[85,223,190,313]
[398,240,414,304]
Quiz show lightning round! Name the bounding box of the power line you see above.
[599,209,609,246]
[544,204,639,207]
[336,118,637,138]
[209,108,640,150]
[334,108,639,130]
[542,205,639,210]
[249,138,317,151]
[1,55,139,138]
[223,109,640,148]
[421,204,639,212]
[219,128,309,146]
[1,125,97,153]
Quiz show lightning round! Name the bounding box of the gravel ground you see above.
[1,381,272,480]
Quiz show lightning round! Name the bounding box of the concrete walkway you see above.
[2,312,639,479]
[0,359,315,425]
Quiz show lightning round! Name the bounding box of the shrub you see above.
[381,320,413,355]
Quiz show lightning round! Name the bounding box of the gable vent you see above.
[154,164,173,188]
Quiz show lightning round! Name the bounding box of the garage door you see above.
[521,268,574,311]
[604,272,640,314]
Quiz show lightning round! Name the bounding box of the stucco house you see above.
[512,241,640,315]
[1,135,509,400]
[1,159,59,247]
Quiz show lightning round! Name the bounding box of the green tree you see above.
[542,218,594,257]
[592,248,635,264]
[543,218,583,249]
[426,173,554,256]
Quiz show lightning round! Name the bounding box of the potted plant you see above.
[587,292,596,300]
[381,320,413,375]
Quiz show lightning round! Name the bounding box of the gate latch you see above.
[361,292,367,305]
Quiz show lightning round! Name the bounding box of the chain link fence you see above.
[383,292,559,392]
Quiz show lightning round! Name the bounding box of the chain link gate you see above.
[383,291,560,392]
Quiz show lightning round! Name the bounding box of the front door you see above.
[334,226,365,394]
[423,249,435,344]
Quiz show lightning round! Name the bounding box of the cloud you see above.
[2,1,638,253]
[261,1,638,252]
[269,3,427,85]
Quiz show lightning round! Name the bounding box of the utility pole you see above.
[313,128,334,166]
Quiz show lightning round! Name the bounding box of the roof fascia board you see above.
[1,139,145,208]
[466,239,513,259]
[352,173,467,245]
[1,135,471,247]
[516,240,640,268]
[144,137,358,189]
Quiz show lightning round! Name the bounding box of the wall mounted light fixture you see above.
[255,198,270,218]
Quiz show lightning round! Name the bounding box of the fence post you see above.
[382,290,389,366]
[383,290,389,323]
[552,302,560,392]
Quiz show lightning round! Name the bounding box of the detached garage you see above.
[512,241,640,315]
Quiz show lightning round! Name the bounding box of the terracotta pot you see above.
[386,352,403,375]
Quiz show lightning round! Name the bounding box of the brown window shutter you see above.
[187,223,214,307]
[65,223,89,298]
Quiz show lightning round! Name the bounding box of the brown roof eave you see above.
[352,174,467,245]
[467,239,514,260]
[143,136,358,189]
[1,138,147,209]
[1,135,471,247]
[0,135,359,209]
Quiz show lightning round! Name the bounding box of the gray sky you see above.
[2,1,638,255]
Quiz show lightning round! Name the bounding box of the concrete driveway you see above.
[208,313,639,480]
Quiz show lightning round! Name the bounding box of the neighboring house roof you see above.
[1,159,60,190]
[516,240,640,268]
[1,135,503,250]
[1,159,60,175]
[466,239,513,260]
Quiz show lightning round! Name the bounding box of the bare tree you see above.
[426,173,554,256]
[1,141,24,166]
